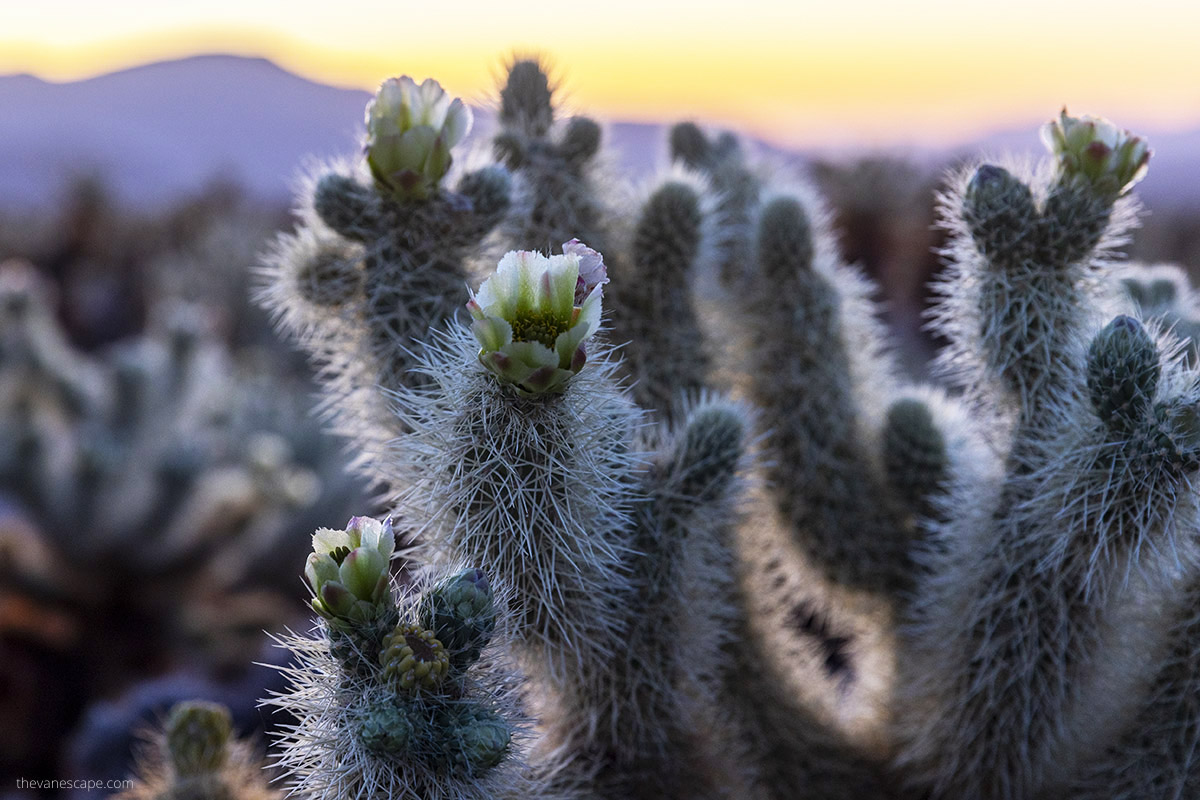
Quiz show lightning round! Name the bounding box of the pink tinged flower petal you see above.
[466,296,484,319]
[340,547,385,600]
[478,252,522,318]
[472,316,514,352]
[504,339,560,370]
[481,350,535,386]
[425,135,453,183]
[306,552,339,591]
[562,239,608,302]
[376,517,396,560]
[513,251,550,314]
[577,285,603,337]
[554,322,589,369]
[571,342,587,372]
[397,126,438,171]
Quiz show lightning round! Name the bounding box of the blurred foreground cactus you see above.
[253,58,1200,800]
[118,700,279,800]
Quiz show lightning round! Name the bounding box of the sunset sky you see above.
[4,0,1199,148]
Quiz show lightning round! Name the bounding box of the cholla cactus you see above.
[259,75,511,483]
[117,700,278,800]
[492,59,610,254]
[256,55,1200,800]
[887,113,1200,800]
[266,521,537,800]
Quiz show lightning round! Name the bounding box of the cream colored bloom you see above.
[305,516,395,624]
[467,241,607,394]
[1040,109,1150,196]
[365,76,472,201]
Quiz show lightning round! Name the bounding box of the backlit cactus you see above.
[267,535,533,800]
[253,59,1200,800]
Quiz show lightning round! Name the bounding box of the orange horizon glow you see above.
[4,2,1200,150]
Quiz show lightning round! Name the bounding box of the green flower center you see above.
[509,310,570,349]
[329,545,352,565]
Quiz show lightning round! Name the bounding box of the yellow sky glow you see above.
[3,1,1199,148]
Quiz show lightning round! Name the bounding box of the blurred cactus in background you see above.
[0,247,366,785]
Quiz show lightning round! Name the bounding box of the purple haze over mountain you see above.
[1,54,1197,210]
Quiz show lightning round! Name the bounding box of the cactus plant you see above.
[265,517,537,800]
[117,700,278,800]
[250,56,1200,800]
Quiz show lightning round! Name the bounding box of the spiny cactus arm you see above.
[882,395,950,526]
[499,58,555,139]
[895,315,1200,800]
[387,246,641,684]
[116,700,279,800]
[1063,576,1200,800]
[667,122,760,285]
[743,192,911,598]
[605,179,709,417]
[493,59,611,253]
[313,172,383,242]
[268,521,543,800]
[539,398,756,800]
[929,112,1149,422]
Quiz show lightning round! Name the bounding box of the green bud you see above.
[380,623,451,692]
[418,569,496,670]
[356,696,414,756]
[442,704,511,776]
[164,701,231,777]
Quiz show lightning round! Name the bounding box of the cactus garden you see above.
[8,52,1200,800]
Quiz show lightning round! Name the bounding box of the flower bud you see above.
[380,623,450,692]
[1087,315,1160,432]
[307,517,395,625]
[467,241,607,394]
[418,568,496,670]
[365,76,472,202]
[1041,109,1151,197]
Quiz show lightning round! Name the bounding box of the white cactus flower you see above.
[365,76,473,201]
[305,516,395,624]
[467,241,607,395]
[1040,108,1151,197]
